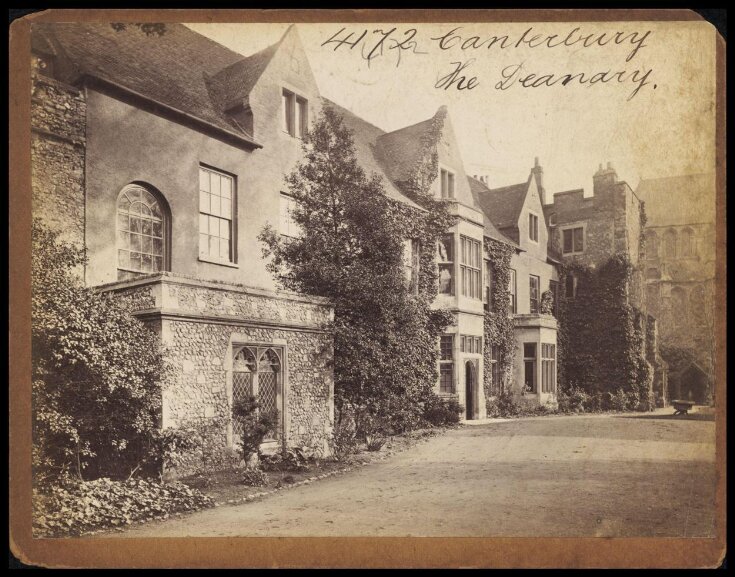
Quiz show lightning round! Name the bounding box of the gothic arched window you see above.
[663,229,678,260]
[646,230,659,259]
[680,228,695,257]
[671,287,688,327]
[117,183,169,280]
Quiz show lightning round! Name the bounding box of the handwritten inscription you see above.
[321,25,656,100]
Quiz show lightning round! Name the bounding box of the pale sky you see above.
[187,21,717,199]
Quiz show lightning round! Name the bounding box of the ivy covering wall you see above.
[482,238,516,402]
[557,253,653,409]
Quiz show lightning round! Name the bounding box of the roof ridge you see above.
[321,98,388,134]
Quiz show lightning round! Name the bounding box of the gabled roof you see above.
[467,177,520,248]
[470,176,531,243]
[636,173,715,227]
[376,111,442,186]
[32,22,259,145]
[322,99,422,211]
[206,29,286,111]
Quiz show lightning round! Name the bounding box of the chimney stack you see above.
[531,157,546,205]
[593,161,618,193]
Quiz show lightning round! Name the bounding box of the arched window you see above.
[117,183,169,280]
[663,229,677,260]
[680,228,695,257]
[646,230,658,259]
[231,346,282,444]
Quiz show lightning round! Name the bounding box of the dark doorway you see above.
[678,364,709,404]
[465,360,476,420]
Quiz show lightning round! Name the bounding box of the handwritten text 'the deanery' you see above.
[320,26,655,101]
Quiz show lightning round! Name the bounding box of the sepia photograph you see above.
[10,8,725,569]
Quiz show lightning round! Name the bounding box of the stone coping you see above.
[95,272,332,307]
[513,313,558,329]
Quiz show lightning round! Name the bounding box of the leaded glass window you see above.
[117,184,166,280]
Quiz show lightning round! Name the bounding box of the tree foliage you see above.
[259,106,455,436]
[32,219,167,482]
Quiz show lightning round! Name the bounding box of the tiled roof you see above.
[635,173,715,227]
[469,177,530,243]
[375,116,437,186]
[467,177,520,248]
[32,22,257,143]
[323,99,423,210]
[206,34,284,111]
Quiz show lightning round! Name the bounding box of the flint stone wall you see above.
[102,274,335,470]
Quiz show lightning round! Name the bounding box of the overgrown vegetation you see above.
[32,220,169,483]
[259,105,457,440]
[32,477,213,537]
[557,254,653,411]
[482,238,516,406]
[31,220,216,536]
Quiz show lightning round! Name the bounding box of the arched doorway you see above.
[465,360,476,420]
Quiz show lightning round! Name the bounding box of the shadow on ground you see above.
[619,413,715,422]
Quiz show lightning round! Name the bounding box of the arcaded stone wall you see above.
[31,73,86,247]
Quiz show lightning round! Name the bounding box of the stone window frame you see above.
[528,211,539,243]
[282,88,308,139]
[439,166,456,199]
[560,222,586,255]
[439,334,455,394]
[459,235,482,300]
[541,343,556,393]
[509,268,517,314]
[437,234,455,296]
[529,274,540,314]
[226,341,288,449]
[523,342,538,394]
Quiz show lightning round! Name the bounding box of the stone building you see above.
[636,173,716,404]
[543,162,666,406]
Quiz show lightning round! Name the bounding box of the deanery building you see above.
[30,21,666,455]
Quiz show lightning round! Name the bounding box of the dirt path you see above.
[111,410,716,538]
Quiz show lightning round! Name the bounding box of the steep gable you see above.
[473,178,530,243]
[467,177,520,248]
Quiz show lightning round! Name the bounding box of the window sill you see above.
[562,251,585,256]
[198,256,239,269]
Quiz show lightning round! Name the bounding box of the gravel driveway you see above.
[112,410,717,538]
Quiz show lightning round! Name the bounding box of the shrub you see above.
[231,395,278,464]
[241,467,269,487]
[32,220,167,482]
[423,396,463,426]
[261,448,309,472]
[487,391,523,417]
[557,387,590,413]
[365,434,387,452]
[32,477,214,537]
[332,418,359,461]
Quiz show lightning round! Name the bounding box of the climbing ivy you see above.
[557,253,653,410]
[482,238,516,402]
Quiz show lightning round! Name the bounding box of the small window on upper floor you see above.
[562,226,584,254]
[529,213,539,243]
[282,89,308,138]
[440,169,455,199]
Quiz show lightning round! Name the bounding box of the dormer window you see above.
[529,213,539,243]
[282,89,308,138]
[440,169,455,199]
